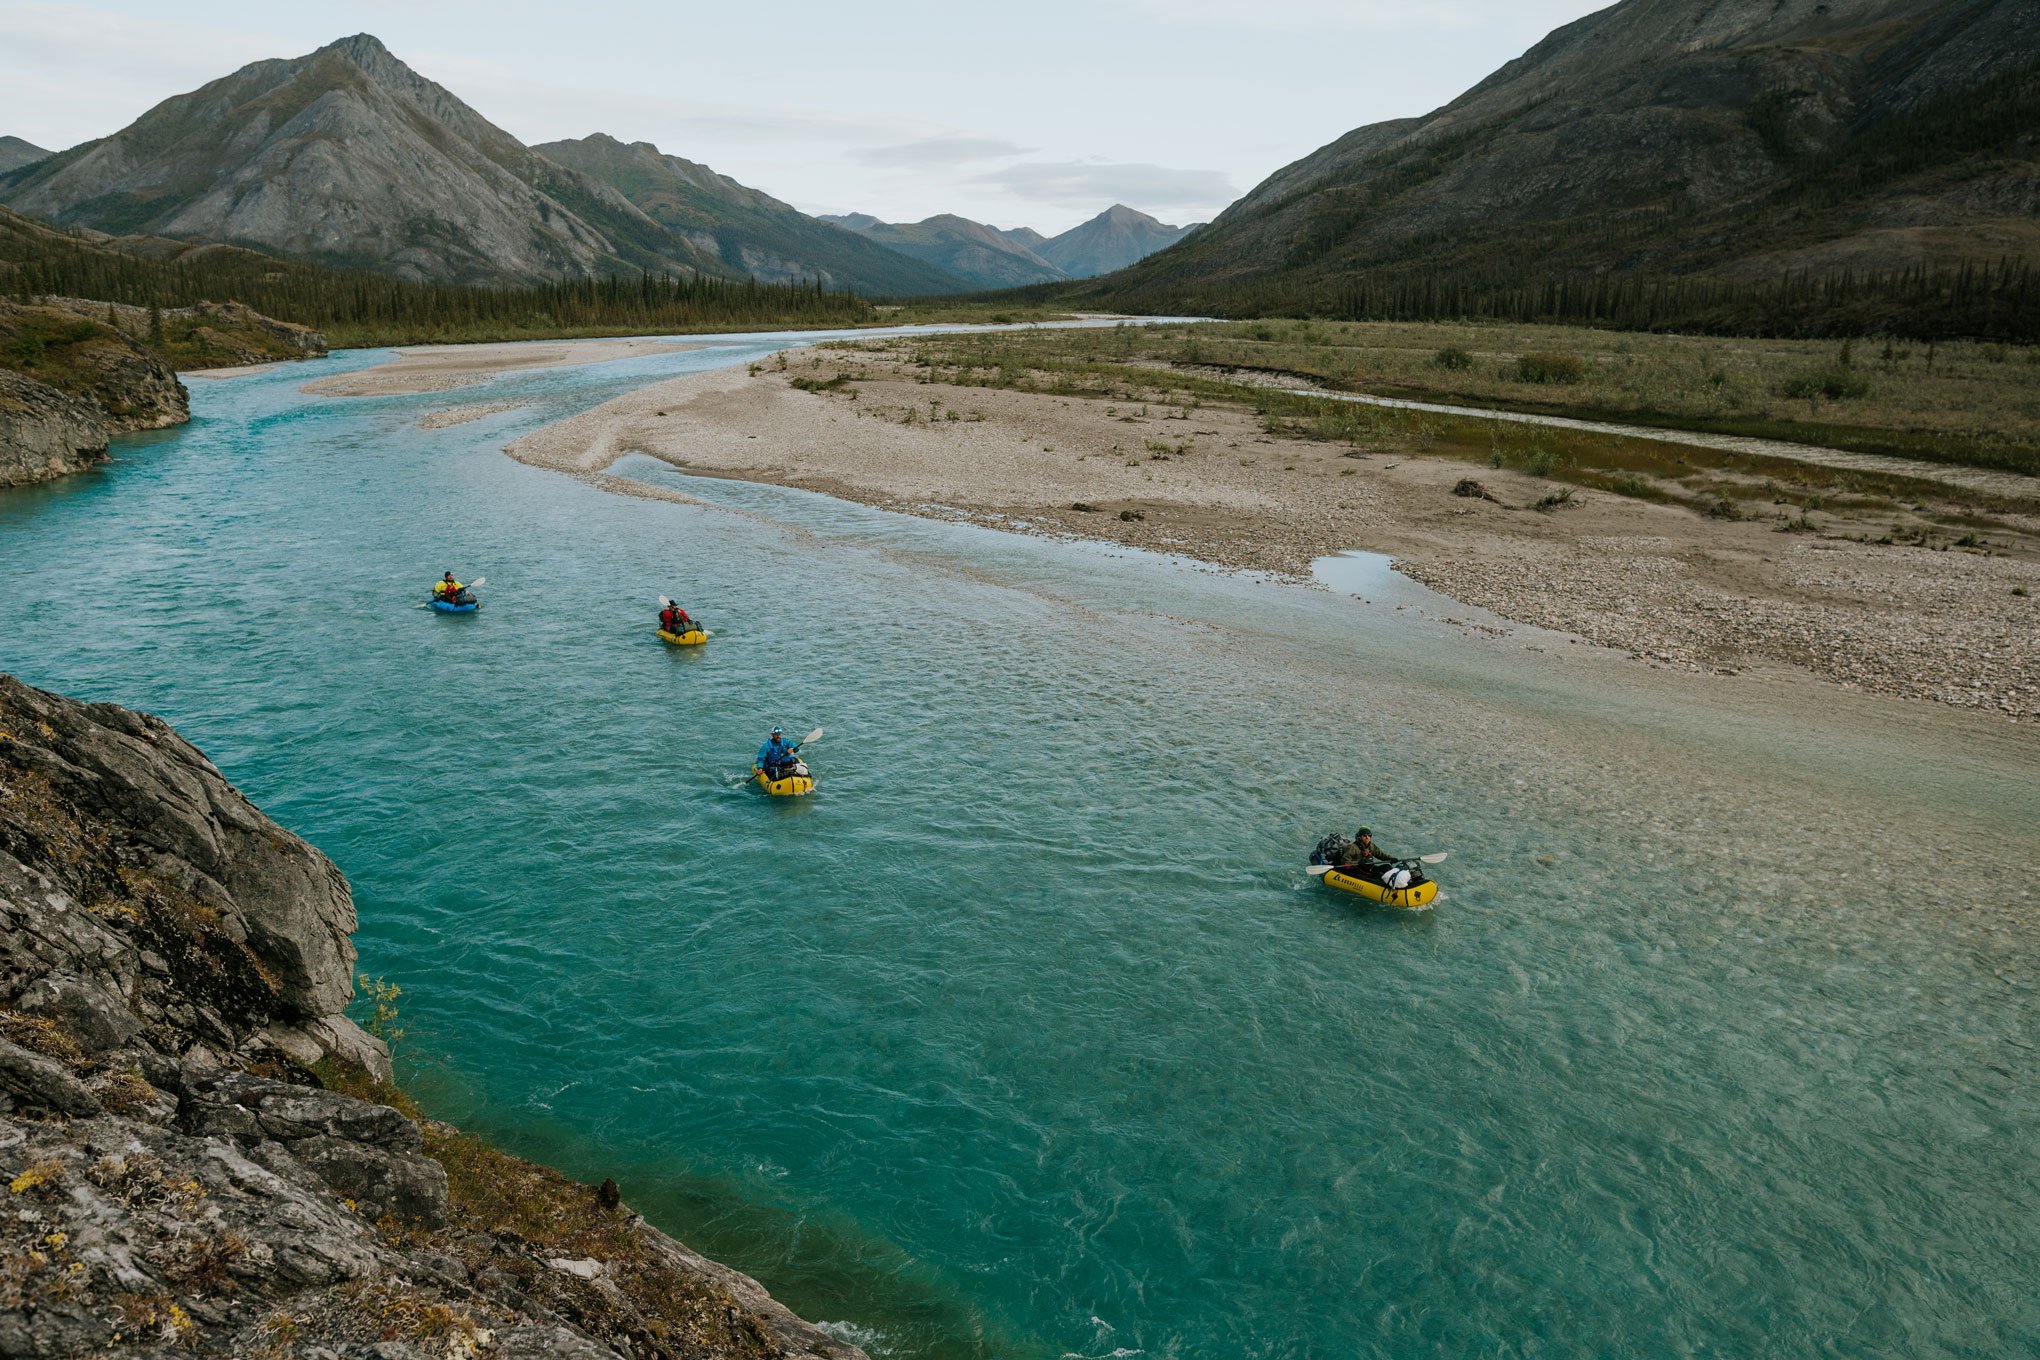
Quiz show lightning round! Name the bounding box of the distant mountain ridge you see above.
[1034,205,1195,278]
[1075,0,2040,331]
[0,137,48,174]
[0,35,724,286]
[0,37,1209,297]
[824,204,1198,289]
[0,36,971,294]
[532,135,966,295]
[819,213,1065,289]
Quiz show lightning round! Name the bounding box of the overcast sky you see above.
[0,0,1611,233]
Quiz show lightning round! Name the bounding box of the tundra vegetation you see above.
[814,321,2040,540]
[863,319,2040,477]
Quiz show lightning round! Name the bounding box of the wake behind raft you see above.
[1309,833,1441,909]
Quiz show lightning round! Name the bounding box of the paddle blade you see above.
[1419,852,1448,864]
[1306,864,1333,876]
[801,727,824,746]
[467,576,486,591]
[659,595,671,608]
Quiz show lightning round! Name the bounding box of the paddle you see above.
[792,726,823,750]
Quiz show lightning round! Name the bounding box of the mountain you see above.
[533,134,964,295]
[1001,225,1052,252]
[1035,205,1196,278]
[0,35,730,286]
[1078,0,2040,330]
[0,137,48,174]
[823,212,1067,289]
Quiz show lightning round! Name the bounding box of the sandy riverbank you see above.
[505,348,2040,719]
[184,361,280,380]
[302,337,700,397]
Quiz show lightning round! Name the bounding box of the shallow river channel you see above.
[2,330,2034,1359]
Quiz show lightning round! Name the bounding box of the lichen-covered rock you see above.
[0,674,868,1359]
[0,368,109,487]
[0,674,359,1019]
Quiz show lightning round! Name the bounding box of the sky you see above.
[0,0,1612,234]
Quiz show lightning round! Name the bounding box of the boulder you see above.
[0,1035,102,1117]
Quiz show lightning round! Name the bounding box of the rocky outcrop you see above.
[0,368,109,487]
[34,298,328,370]
[0,301,197,488]
[0,302,185,435]
[0,675,866,1359]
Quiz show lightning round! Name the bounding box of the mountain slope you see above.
[1036,205,1195,278]
[1079,0,2040,329]
[534,134,964,295]
[0,137,48,174]
[0,35,729,286]
[823,213,1067,289]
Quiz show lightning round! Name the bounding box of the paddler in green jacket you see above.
[1337,827,1395,873]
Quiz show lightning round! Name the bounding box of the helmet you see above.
[771,726,783,736]
[1355,826,1373,839]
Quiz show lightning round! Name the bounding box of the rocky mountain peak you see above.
[1094,0,2038,321]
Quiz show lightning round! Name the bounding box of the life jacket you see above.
[660,608,676,631]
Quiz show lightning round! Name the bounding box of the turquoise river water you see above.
[2,330,2036,1359]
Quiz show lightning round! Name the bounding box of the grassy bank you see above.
[826,325,2040,541]
[894,319,2040,477]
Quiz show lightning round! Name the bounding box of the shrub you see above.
[1605,472,1655,499]
[1516,351,1587,384]
[357,974,404,1052]
[1433,346,1474,371]
[1782,366,1872,400]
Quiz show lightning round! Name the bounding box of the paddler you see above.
[1337,827,1395,877]
[435,571,465,603]
[757,726,799,779]
[660,601,694,635]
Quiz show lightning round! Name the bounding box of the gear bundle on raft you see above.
[1309,833,1439,909]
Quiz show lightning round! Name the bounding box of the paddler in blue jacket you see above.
[757,727,799,778]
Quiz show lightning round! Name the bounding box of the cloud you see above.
[853,136,1032,168]
[0,2,297,146]
[975,160,1240,219]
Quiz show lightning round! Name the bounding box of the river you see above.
[1,329,2034,1359]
